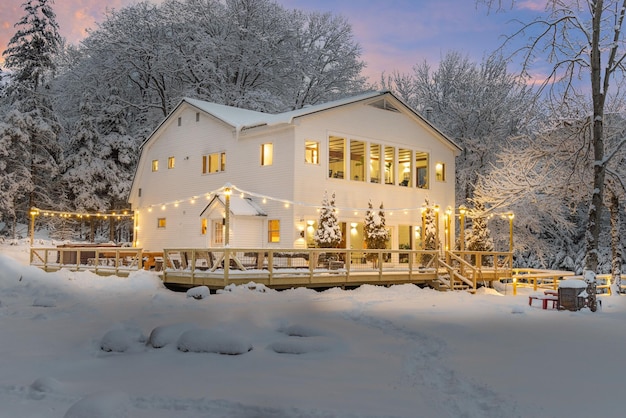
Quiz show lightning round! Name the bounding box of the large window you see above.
[202,152,226,174]
[268,220,280,242]
[399,148,412,187]
[416,152,429,188]
[384,146,395,185]
[261,143,273,166]
[328,136,345,178]
[370,143,381,183]
[350,140,365,181]
[305,140,319,164]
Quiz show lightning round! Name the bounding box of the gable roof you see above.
[199,194,267,217]
[182,91,462,151]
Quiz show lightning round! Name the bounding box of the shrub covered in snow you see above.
[177,329,253,355]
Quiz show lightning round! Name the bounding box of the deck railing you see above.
[30,246,146,276]
[160,247,445,287]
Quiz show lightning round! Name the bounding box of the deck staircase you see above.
[434,252,480,292]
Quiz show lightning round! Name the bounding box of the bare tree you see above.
[479,1,626,301]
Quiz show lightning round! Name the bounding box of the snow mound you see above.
[186,285,210,300]
[64,391,130,418]
[146,322,198,348]
[100,326,147,353]
[30,376,66,394]
[268,336,334,354]
[475,287,503,296]
[280,324,325,337]
[218,281,271,294]
[177,329,253,354]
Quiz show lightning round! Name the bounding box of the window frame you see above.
[157,218,166,229]
[151,160,159,172]
[435,162,446,182]
[268,219,280,243]
[261,143,273,166]
[202,152,226,174]
[305,140,320,164]
[167,156,175,169]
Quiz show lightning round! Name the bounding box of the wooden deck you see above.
[33,246,591,293]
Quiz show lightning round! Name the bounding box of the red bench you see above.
[528,293,559,309]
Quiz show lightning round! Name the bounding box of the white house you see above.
[128,90,461,252]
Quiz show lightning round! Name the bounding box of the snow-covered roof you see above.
[182,90,461,151]
[199,194,267,217]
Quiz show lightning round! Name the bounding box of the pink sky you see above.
[1,0,541,82]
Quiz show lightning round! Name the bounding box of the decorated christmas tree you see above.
[364,200,390,266]
[314,191,342,248]
[466,201,494,265]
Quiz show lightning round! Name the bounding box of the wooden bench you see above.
[528,293,559,309]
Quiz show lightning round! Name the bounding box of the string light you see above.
[134,183,455,215]
[31,207,134,219]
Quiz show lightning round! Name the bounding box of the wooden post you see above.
[224,185,232,247]
[29,208,37,247]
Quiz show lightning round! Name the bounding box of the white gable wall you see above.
[130,95,458,252]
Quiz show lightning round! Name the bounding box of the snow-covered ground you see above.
[1,239,625,418]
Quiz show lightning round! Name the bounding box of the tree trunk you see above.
[609,190,622,295]
[583,0,606,312]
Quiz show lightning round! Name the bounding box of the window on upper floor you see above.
[435,162,446,182]
[202,152,226,174]
[416,152,429,189]
[350,140,365,182]
[261,143,273,166]
[329,136,345,179]
[399,148,412,187]
[151,160,159,172]
[168,156,175,169]
[268,219,280,243]
[384,146,395,185]
[370,143,381,183]
[157,218,166,228]
[305,140,319,164]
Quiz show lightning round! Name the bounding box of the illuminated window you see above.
[416,152,429,188]
[384,146,395,185]
[305,140,319,164]
[201,218,207,235]
[157,218,166,228]
[213,221,224,245]
[350,140,365,181]
[151,160,159,172]
[329,136,345,178]
[168,156,175,169]
[261,143,273,166]
[202,152,226,174]
[268,220,280,243]
[435,162,446,181]
[399,148,412,187]
[370,143,381,183]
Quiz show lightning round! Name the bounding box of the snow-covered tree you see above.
[314,191,341,248]
[381,52,535,207]
[478,0,626,305]
[422,198,437,252]
[0,0,63,231]
[63,94,109,212]
[608,187,622,295]
[97,88,139,210]
[364,200,390,266]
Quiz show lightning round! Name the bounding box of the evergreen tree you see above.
[63,94,109,212]
[364,200,390,266]
[314,191,341,248]
[421,198,438,265]
[466,201,494,266]
[0,0,63,231]
[97,88,139,211]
